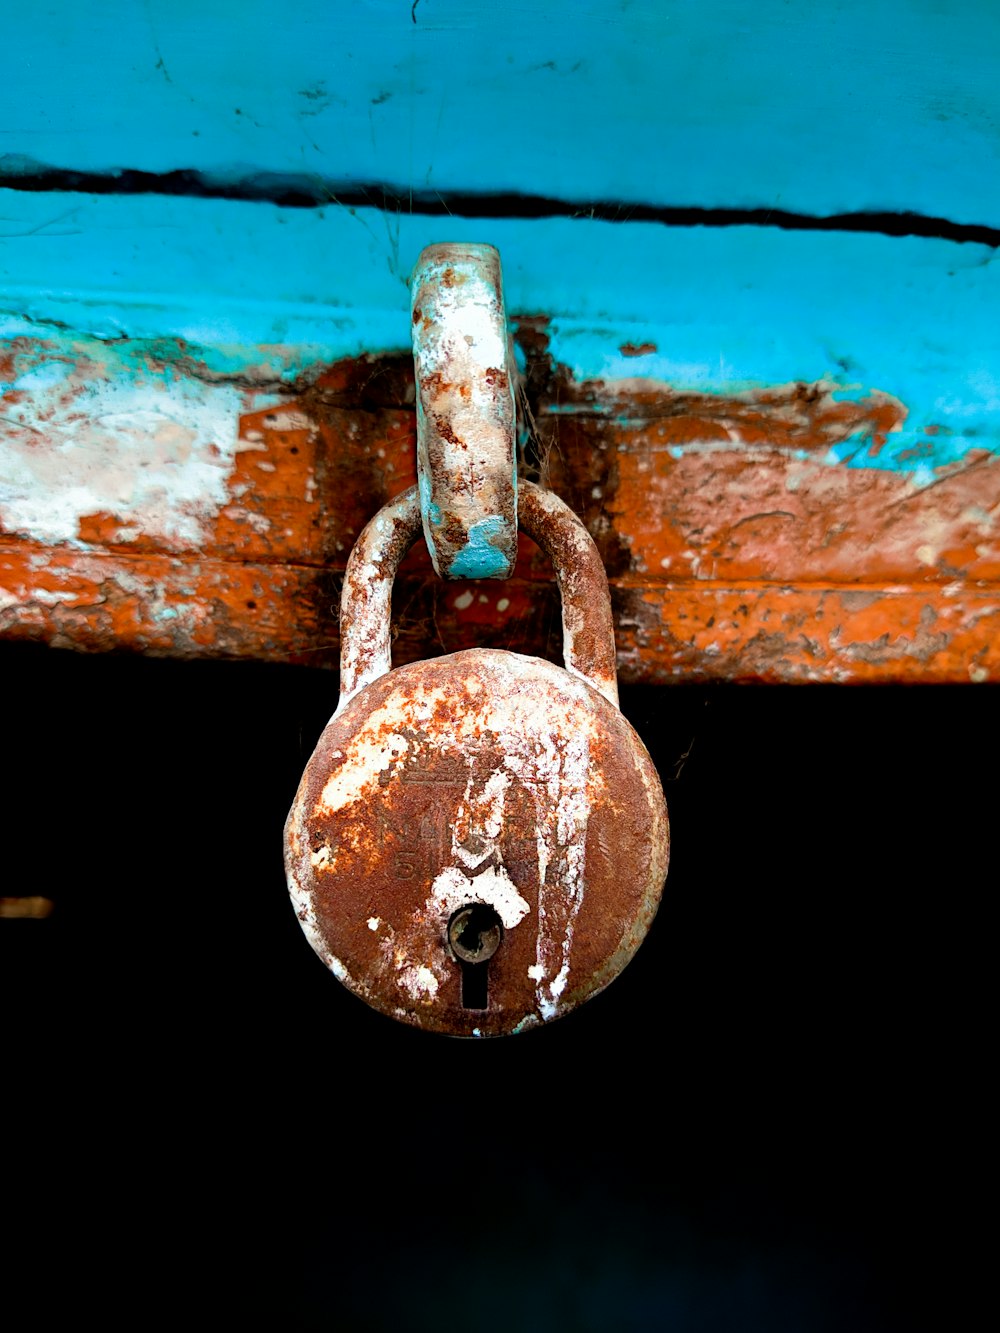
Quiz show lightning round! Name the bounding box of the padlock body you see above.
[285,649,668,1036]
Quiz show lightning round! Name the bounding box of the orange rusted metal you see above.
[541,414,1000,587]
[285,482,668,1035]
[2,353,998,683]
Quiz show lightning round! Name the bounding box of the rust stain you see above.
[337,482,618,707]
[542,418,1000,587]
[285,477,667,1035]
[286,650,667,1035]
[4,343,1000,684]
[512,316,910,448]
[617,586,1000,684]
[0,546,339,665]
[3,543,999,683]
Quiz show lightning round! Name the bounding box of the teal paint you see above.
[448,517,510,580]
[2,1,998,226]
[3,190,996,474]
[1,361,72,394]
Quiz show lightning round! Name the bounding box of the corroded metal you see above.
[337,486,423,705]
[5,331,1000,683]
[518,482,618,707]
[411,243,518,580]
[448,904,502,964]
[285,482,669,1036]
[285,654,669,1037]
[338,482,617,709]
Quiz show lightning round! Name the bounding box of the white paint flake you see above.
[429,863,530,930]
[318,731,410,812]
[397,964,440,1001]
[511,726,592,1022]
[0,356,249,548]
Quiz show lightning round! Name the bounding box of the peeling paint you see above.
[3,204,999,690]
[2,191,998,470]
[0,337,267,549]
[448,516,511,579]
[542,414,1000,591]
[429,865,529,932]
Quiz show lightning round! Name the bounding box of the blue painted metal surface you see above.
[3,0,999,483]
[448,518,512,579]
[2,0,999,690]
[2,190,997,472]
[2,1,998,227]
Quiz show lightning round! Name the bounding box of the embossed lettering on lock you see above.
[284,482,669,1037]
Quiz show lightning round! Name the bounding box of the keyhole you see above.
[448,904,502,1010]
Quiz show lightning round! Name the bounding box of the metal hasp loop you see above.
[337,480,619,711]
[411,243,518,580]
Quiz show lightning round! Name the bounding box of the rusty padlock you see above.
[284,481,669,1036]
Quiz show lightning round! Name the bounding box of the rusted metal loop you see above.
[518,483,619,708]
[411,243,518,582]
[337,482,618,710]
[336,487,423,709]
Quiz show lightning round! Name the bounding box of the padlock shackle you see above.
[519,483,619,707]
[338,481,619,709]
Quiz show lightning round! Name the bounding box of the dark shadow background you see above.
[3,641,989,1330]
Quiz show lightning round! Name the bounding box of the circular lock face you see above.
[285,649,669,1037]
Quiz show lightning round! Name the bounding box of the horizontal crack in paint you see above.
[1,161,996,247]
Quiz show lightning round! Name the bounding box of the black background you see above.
[4,641,989,1330]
